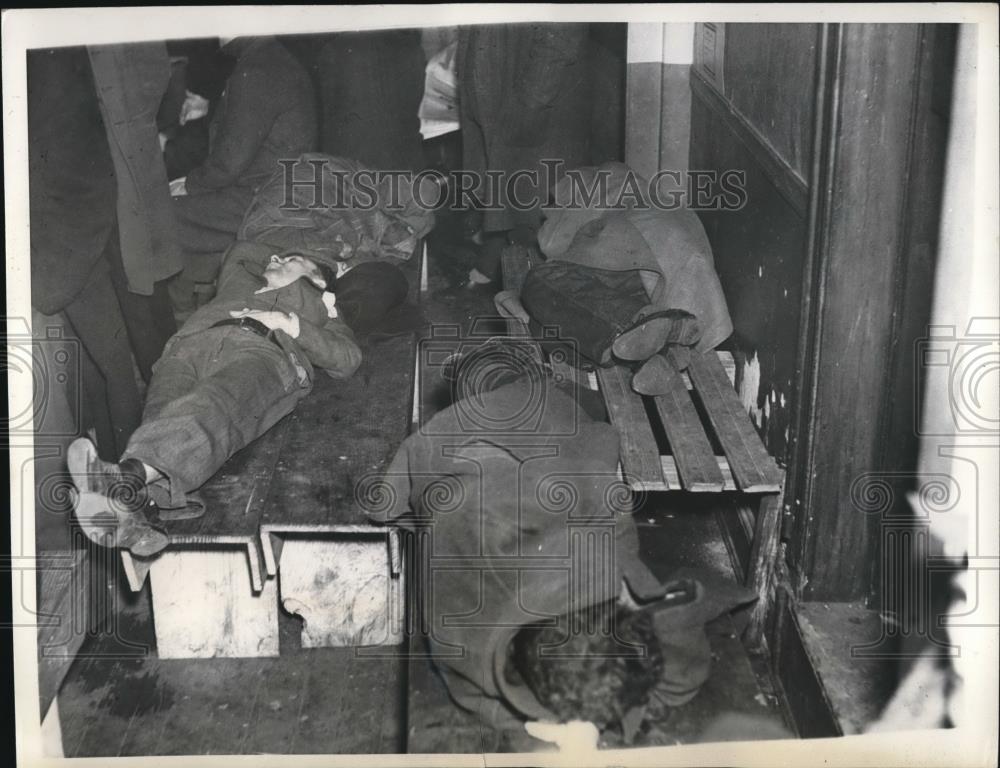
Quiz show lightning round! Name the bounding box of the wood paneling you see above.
[690,26,817,468]
[690,21,949,604]
[790,24,926,601]
[691,72,808,216]
[690,88,809,463]
[723,24,819,177]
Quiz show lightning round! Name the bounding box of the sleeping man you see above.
[68,242,363,556]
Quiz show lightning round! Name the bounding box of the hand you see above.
[179,90,210,125]
[169,177,188,197]
[321,290,338,319]
[523,721,599,752]
[229,308,300,338]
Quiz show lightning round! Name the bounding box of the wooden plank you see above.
[122,540,265,594]
[596,366,668,490]
[790,24,932,601]
[37,550,90,717]
[259,331,415,534]
[661,455,737,492]
[688,352,782,493]
[651,362,726,492]
[680,351,736,389]
[770,587,843,738]
[715,502,754,584]
[690,69,809,217]
[745,492,784,649]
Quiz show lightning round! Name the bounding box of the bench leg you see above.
[745,493,783,650]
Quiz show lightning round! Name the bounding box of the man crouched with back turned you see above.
[67,242,362,556]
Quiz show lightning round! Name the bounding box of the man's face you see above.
[262,254,317,290]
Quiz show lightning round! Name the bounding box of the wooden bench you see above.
[500,248,784,646]
[119,247,422,659]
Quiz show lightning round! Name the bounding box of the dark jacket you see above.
[28,47,117,314]
[317,30,425,171]
[88,42,183,295]
[186,37,317,196]
[365,377,666,711]
[457,23,592,231]
[177,241,361,380]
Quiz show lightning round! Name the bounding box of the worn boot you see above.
[67,438,168,556]
[611,306,701,362]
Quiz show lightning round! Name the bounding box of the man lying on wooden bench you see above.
[67,241,406,556]
[515,161,733,394]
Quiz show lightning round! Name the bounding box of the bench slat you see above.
[597,366,669,490]
[687,352,782,493]
[651,361,726,492]
[662,455,738,491]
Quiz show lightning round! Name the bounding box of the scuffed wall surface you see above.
[689,23,818,464]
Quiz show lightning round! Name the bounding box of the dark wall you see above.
[689,23,820,463]
[723,24,818,178]
[691,23,953,602]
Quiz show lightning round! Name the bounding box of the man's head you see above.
[262,252,337,292]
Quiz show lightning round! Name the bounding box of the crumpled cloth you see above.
[537,162,734,352]
[238,153,435,270]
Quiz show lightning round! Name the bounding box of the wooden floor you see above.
[56,587,404,756]
[406,494,792,752]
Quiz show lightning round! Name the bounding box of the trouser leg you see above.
[31,308,81,548]
[62,259,142,458]
[170,189,251,322]
[122,331,306,506]
[103,225,178,383]
[520,261,649,366]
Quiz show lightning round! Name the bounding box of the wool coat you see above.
[457,23,592,233]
